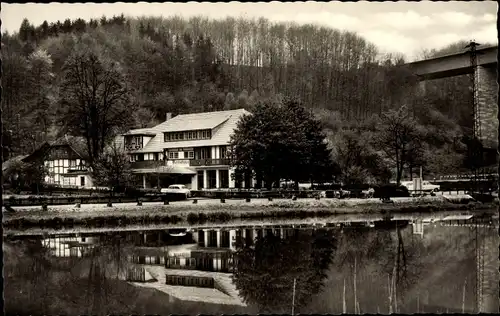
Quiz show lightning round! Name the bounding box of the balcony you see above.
[125,143,143,151]
[189,158,231,167]
[131,160,165,169]
[67,165,89,173]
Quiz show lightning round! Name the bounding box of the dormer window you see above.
[126,135,143,150]
[164,129,212,142]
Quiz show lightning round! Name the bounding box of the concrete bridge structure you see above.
[407,45,498,150]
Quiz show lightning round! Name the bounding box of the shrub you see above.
[170,215,182,223]
[198,213,208,224]
[187,213,199,225]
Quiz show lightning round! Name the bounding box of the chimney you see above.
[166,113,172,121]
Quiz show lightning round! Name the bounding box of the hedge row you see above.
[190,190,325,199]
[3,214,183,230]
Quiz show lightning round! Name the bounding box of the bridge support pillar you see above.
[477,65,498,148]
[478,235,499,313]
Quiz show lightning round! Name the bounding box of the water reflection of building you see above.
[411,215,478,237]
[411,220,431,237]
[128,227,295,273]
[41,235,100,257]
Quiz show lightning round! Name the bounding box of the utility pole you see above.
[291,278,297,316]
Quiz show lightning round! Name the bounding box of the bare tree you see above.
[59,48,131,165]
[376,106,423,185]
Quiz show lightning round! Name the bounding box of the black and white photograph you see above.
[1,1,499,315]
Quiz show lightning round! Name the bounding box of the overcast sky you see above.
[1,1,497,61]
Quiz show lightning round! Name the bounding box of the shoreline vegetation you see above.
[3,197,497,232]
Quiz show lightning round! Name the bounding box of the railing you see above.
[4,192,188,207]
[125,144,142,151]
[189,158,231,167]
[130,160,165,169]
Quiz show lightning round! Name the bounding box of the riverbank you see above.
[3,195,497,232]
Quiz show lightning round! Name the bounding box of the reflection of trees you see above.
[232,229,337,313]
[334,224,423,313]
[3,239,55,315]
[59,234,137,314]
[382,226,423,313]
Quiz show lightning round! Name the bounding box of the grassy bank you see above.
[3,197,497,232]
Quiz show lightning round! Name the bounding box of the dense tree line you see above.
[2,15,485,181]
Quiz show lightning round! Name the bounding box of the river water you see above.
[4,209,499,315]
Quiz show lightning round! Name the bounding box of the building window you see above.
[183,151,194,159]
[200,148,210,159]
[165,129,212,142]
[134,136,141,148]
[169,152,179,159]
[207,170,217,189]
[219,146,227,159]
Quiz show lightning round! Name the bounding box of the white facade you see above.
[44,158,92,187]
[124,109,254,190]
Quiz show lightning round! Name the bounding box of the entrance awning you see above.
[133,165,197,175]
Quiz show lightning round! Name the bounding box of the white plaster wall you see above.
[229,167,235,188]
[191,174,198,189]
[213,258,222,271]
[143,136,152,147]
[229,230,237,251]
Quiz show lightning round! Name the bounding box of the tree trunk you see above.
[353,256,358,314]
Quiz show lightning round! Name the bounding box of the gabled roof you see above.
[51,135,89,160]
[22,135,90,162]
[122,128,157,136]
[151,109,245,133]
[135,109,251,153]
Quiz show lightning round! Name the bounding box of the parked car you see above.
[161,184,191,198]
[422,181,440,192]
[402,180,440,192]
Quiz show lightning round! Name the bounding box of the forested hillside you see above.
[1,15,478,178]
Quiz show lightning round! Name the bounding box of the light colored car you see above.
[161,184,191,198]
[422,181,440,192]
[403,180,440,192]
